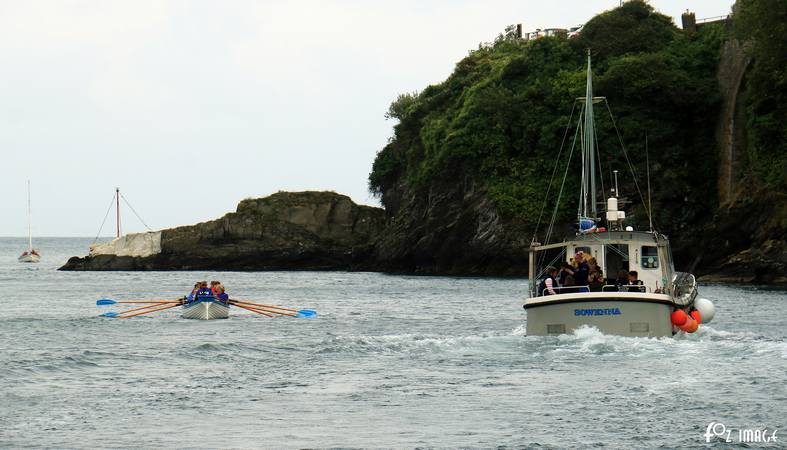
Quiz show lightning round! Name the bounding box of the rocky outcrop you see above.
[60,191,385,271]
[694,189,787,284]
[374,180,532,275]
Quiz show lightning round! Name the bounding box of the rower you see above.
[215,284,229,302]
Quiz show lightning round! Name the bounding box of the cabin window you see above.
[605,244,629,277]
[641,246,659,269]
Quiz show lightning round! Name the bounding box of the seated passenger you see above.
[589,270,605,292]
[538,266,559,296]
[558,262,574,286]
[187,282,200,302]
[615,270,630,291]
[214,284,229,302]
[562,274,580,293]
[627,271,645,292]
[210,280,220,294]
[195,281,213,299]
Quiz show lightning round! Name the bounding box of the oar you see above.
[100,302,171,317]
[116,302,183,319]
[232,302,274,317]
[229,299,297,312]
[229,300,315,318]
[231,301,296,317]
[97,299,183,306]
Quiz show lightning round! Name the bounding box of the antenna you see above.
[646,134,654,232]
[613,170,619,198]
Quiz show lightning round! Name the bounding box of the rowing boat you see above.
[181,298,230,320]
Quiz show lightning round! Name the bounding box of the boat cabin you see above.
[528,231,675,297]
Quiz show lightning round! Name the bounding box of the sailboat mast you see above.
[583,49,597,219]
[27,180,32,251]
[116,187,121,239]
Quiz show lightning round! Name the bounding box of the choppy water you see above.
[0,238,785,448]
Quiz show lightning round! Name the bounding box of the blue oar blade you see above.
[296,309,316,318]
[96,299,116,306]
[100,312,119,318]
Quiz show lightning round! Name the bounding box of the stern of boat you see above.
[524,292,674,337]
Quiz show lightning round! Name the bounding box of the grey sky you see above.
[1,0,731,237]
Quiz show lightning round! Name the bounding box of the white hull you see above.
[524,292,675,337]
[18,253,40,263]
[181,301,229,320]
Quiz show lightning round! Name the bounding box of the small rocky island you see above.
[60,191,385,271]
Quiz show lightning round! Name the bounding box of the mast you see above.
[116,187,121,238]
[582,49,597,219]
[27,180,32,251]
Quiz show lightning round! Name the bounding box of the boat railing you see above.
[539,284,651,296]
[540,286,590,295]
[602,284,649,293]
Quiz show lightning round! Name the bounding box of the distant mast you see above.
[116,187,121,239]
[27,180,33,251]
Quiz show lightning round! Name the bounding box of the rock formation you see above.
[60,191,385,271]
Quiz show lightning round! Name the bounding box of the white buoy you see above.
[694,298,715,324]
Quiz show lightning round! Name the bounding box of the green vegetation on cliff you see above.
[370,1,724,238]
[735,0,787,190]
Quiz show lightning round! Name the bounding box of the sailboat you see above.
[524,51,716,337]
[18,180,41,263]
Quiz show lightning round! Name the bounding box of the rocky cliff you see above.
[368,0,785,282]
[60,191,385,271]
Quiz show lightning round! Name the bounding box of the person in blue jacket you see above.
[186,282,201,302]
[214,284,229,303]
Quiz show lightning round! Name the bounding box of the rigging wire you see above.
[531,99,578,245]
[120,193,153,231]
[537,117,582,280]
[603,100,654,229]
[92,192,117,243]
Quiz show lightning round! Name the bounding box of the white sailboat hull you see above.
[524,292,675,337]
[18,253,40,263]
[181,300,230,320]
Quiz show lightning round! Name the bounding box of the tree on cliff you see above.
[369,0,723,242]
[735,0,787,190]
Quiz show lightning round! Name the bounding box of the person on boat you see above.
[214,284,229,302]
[194,281,213,300]
[589,270,605,292]
[562,274,579,293]
[558,262,574,286]
[627,271,645,292]
[538,266,558,296]
[587,256,598,274]
[615,270,630,291]
[210,280,221,294]
[573,252,590,288]
[186,282,200,302]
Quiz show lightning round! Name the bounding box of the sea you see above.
[0,237,785,449]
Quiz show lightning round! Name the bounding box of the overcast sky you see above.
[1,0,731,237]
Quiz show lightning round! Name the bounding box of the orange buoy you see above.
[686,318,699,333]
[679,316,696,333]
[671,310,688,326]
[690,310,702,325]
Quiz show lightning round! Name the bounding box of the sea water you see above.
[0,237,785,448]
